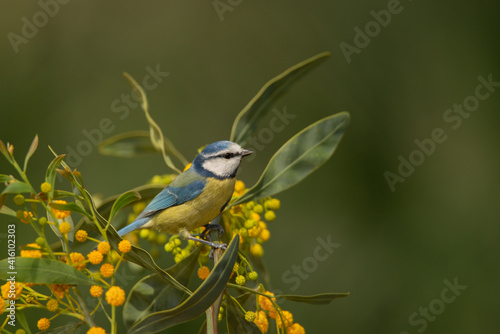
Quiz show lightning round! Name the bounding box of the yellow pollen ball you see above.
[68,252,86,270]
[46,299,58,312]
[254,310,269,333]
[37,317,50,331]
[58,222,71,235]
[87,327,107,334]
[287,323,305,334]
[100,263,114,278]
[276,310,294,329]
[97,241,110,255]
[21,243,42,258]
[87,250,104,265]
[90,285,103,298]
[105,286,125,306]
[1,282,23,300]
[40,182,52,193]
[52,200,70,219]
[118,240,132,253]
[75,230,88,242]
[258,291,275,311]
[198,266,210,280]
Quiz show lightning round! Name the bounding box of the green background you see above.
[1,0,499,333]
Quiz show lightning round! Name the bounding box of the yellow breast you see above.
[151,177,235,234]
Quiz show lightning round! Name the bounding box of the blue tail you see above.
[117,217,150,237]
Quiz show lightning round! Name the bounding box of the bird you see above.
[116,140,253,249]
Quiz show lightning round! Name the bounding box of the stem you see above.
[206,248,225,334]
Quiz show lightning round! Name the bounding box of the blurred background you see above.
[1,0,499,333]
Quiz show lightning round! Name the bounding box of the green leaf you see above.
[276,292,350,305]
[108,190,141,224]
[1,181,33,194]
[43,322,85,334]
[0,174,12,183]
[128,235,240,334]
[23,134,38,171]
[232,112,350,206]
[98,131,158,157]
[230,52,331,145]
[0,257,100,285]
[15,310,32,334]
[46,154,66,198]
[123,72,187,172]
[226,297,261,333]
[123,246,202,327]
[0,204,16,217]
[0,140,12,163]
[49,201,92,219]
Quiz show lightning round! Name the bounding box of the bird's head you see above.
[192,141,253,179]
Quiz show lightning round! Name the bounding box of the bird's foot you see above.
[200,222,225,240]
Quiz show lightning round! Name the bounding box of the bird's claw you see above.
[200,223,225,240]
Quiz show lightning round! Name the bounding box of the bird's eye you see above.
[223,153,232,159]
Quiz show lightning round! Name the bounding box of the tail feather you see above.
[117,217,150,237]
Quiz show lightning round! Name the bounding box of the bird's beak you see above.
[241,149,253,157]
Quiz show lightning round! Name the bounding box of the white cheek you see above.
[203,158,239,177]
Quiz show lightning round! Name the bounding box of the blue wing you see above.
[117,169,206,236]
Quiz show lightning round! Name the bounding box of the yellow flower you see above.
[276,310,293,329]
[46,299,58,312]
[97,241,110,255]
[50,284,68,299]
[40,182,52,193]
[1,282,23,300]
[90,285,103,297]
[234,180,246,194]
[245,311,256,322]
[258,229,271,242]
[52,200,70,219]
[258,291,275,311]
[13,194,24,206]
[265,198,281,211]
[67,252,86,270]
[118,240,132,253]
[105,286,125,306]
[197,266,210,280]
[87,250,103,265]
[248,271,258,280]
[254,310,269,333]
[21,243,42,258]
[250,212,261,221]
[0,296,4,314]
[264,210,276,222]
[15,329,26,334]
[59,222,71,235]
[20,211,33,224]
[100,263,114,278]
[253,204,264,214]
[250,243,264,257]
[248,226,262,238]
[287,323,305,334]
[37,317,50,331]
[235,275,246,285]
[87,327,107,334]
[75,230,88,242]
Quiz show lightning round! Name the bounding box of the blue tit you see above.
[117,140,252,248]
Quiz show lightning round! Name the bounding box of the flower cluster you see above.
[253,291,305,334]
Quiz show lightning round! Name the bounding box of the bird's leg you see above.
[200,221,225,240]
[179,229,227,251]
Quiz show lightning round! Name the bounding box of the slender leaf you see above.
[46,154,66,198]
[0,174,12,183]
[231,112,350,206]
[230,52,330,145]
[98,131,157,157]
[0,193,6,209]
[49,201,92,219]
[128,235,240,334]
[0,257,100,285]
[50,214,75,253]
[276,292,350,305]
[123,72,187,172]
[0,140,12,163]
[0,204,16,217]
[123,246,202,327]
[108,190,141,224]
[1,181,33,194]
[23,134,38,171]
[43,322,85,334]
[226,297,261,333]
[15,310,32,334]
